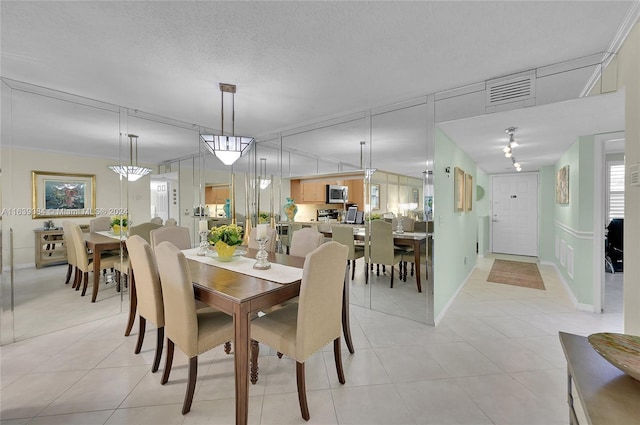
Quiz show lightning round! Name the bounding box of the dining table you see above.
[320,226,428,292]
[124,246,353,425]
[83,231,125,303]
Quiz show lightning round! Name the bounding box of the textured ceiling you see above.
[1,1,636,176]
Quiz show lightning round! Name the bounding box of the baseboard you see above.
[434,266,475,326]
[3,262,36,272]
[539,260,596,313]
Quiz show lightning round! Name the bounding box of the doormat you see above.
[487,259,545,290]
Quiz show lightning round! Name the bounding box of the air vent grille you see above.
[630,164,640,187]
[486,75,535,107]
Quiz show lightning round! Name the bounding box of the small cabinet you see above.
[301,182,326,203]
[34,228,67,269]
[205,186,230,204]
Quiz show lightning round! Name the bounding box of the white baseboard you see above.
[539,260,596,312]
[434,267,475,326]
[3,263,36,272]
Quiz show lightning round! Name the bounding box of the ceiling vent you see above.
[486,73,536,107]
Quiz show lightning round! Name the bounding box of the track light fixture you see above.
[502,127,522,171]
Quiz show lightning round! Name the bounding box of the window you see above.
[606,160,624,223]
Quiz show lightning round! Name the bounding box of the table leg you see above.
[342,266,355,354]
[91,246,101,302]
[414,241,422,293]
[234,303,250,425]
[124,269,137,336]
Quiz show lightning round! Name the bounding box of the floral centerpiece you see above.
[110,216,128,235]
[208,224,243,258]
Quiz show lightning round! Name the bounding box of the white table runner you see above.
[183,248,303,284]
[95,230,127,240]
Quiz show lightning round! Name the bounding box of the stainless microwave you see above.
[326,185,348,204]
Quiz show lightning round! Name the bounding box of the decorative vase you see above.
[223,199,231,219]
[283,197,298,222]
[215,240,237,261]
[112,225,127,235]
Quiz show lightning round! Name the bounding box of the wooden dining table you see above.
[124,247,353,425]
[84,231,124,303]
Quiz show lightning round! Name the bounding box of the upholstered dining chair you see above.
[289,227,325,258]
[62,221,78,286]
[124,235,165,373]
[150,216,163,225]
[155,241,234,415]
[332,224,365,280]
[114,222,163,291]
[89,216,111,232]
[247,226,277,252]
[150,225,191,250]
[250,242,349,421]
[164,218,177,226]
[70,223,119,299]
[393,216,416,281]
[367,220,405,288]
[282,222,302,254]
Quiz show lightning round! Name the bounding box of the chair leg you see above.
[390,266,394,288]
[73,268,81,289]
[135,316,146,354]
[224,341,232,354]
[250,339,259,384]
[161,339,174,385]
[152,326,164,373]
[376,264,380,276]
[277,352,283,358]
[182,356,198,415]
[296,361,310,421]
[81,272,89,296]
[351,259,356,280]
[333,337,346,384]
[65,264,73,284]
[411,262,414,277]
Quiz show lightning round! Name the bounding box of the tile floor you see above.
[1,255,624,424]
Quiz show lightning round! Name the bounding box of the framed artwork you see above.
[464,173,473,212]
[454,167,465,212]
[370,184,380,210]
[32,171,96,218]
[556,165,569,204]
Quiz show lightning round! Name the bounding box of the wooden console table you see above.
[559,331,640,424]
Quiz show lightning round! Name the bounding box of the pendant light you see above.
[201,83,254,165]
[108,134,152,182]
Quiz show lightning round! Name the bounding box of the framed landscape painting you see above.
[454,167,465,212]
[465,173,473,212]
[556,165,569,204]
[32,171,96,218]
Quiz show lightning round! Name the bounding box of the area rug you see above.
[487,259,545,290]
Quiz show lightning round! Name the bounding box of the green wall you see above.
[538,166,556,262]
[433,128,478,322]
[547,136,596,307]
[475,169,490,255]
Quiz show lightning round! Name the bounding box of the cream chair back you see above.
[70,223,90,271]
[369,220,397,265]
[290,227,324,258]
[129,222,162,243]
[150,225,191,250]
[62,220,77,268]
[126,235,164,327]
[89,216,111,232]
[150,217,163,225]
[296,241,348,361]
[247,226,277,252]
[155,241,199,356]
[165,218,177,226]
[331,225,356,259]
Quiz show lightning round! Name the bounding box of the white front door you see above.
[491,173,539,256]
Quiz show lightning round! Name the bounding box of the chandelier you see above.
[503,127,521,172]
[108,134,152,182]
[200,83,254,166]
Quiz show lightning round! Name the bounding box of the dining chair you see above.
[282,223,302,254]
[289,227,325,257]
[367,220,405,288]
[332,224,364,280]
[247,226,277,252]
[394,216,416,281]
[89,216,111,232]
[70,223,119,299]
[155,241,234,415]
[62,221,78,286]
[114,222,163,291]
[150,216,163,225]
[125,235,165,373]
[150,225,192,250]
[250,241,349,421]
[164,218,177,226]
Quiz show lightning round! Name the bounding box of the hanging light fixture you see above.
[259,158,270,189]
[200,83,254,165]
[108,134,152,182]
[512,157,522,172]
[503,127,518,157]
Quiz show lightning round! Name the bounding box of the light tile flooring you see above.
[1,255,624,424]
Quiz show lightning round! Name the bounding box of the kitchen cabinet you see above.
[205,186,230,204]
[345,179,364,207]
[290,180,328,204]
